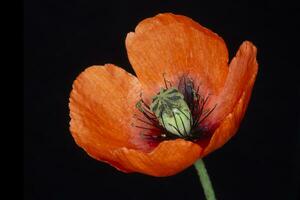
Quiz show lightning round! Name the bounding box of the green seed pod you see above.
[150,87,192,136]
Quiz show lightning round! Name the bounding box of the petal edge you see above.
[112,139,203,177]
[126,13,229,101]
[203,41,258,155]
[69,64,144,162]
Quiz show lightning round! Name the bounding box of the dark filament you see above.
[133,74,216,142]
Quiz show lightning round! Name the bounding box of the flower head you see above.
[69,13,258,176]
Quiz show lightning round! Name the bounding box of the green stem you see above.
[194,159,216,200]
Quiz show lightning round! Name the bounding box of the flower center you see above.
[150,87,192,137]
[134,75,216,142]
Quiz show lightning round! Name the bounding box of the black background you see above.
[24,0,300,199]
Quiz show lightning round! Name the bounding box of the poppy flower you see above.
[69,13,258,177]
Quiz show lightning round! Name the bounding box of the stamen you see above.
[141,110,156,123]
[162,73,173,89]
[163,73,168,89]
[133,125,158,131]
[134,74,216,142]
[135,117,161,129]
[194,96,212,127]
[198,104,217,124]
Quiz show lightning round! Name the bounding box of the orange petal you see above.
[203,41,258,155]
[126,13,229,101]
[112,139,202,177]
[70,64,203,176]
[69,64,144,162]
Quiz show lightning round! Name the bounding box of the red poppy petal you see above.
[203,41,258,155]
[126,13,229,101]
[70,65,202,176]
[69,64,145,162]
[112,139,202,177]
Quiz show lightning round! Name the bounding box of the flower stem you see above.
[194,159,216,200]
